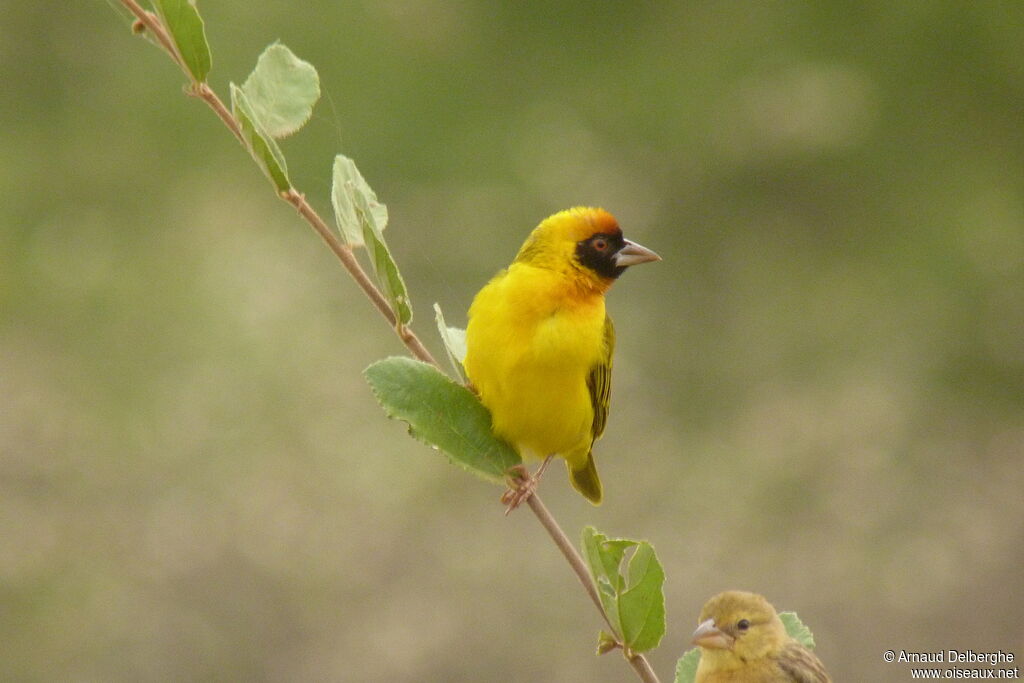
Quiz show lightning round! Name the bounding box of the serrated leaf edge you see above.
[674,648,701,683]
[362,357,518,485]
[241,41,321,139]
[618,542,666,653]
[779,611,816,649]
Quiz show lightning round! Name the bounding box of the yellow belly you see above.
[464,264,605,463]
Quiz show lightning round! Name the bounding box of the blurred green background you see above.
[2,2,1022,681]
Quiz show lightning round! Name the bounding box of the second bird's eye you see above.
[737,619,750,631]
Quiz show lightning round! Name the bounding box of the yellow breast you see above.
[464,262,606,460]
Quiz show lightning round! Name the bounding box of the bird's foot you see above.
[500,456,553,515]
[501,465,537,514]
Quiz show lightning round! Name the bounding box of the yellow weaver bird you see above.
[463,207,659,506]
[692,591,832,683]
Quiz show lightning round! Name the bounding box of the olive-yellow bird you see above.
[692,591,832,683]
[463,207,659,505]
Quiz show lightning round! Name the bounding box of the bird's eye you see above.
[737,619,750,631]
[593,238,608,251]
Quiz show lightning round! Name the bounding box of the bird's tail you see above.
[567,451,603,505]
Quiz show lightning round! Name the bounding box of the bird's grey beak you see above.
[691,619,734,650]
[614,239,661,267]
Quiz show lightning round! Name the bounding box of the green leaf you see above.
[674,649,700,683]
[152,0,211,82]
[231,84,290,191]
[618,542,666,653]
[581,527,625,633]
[363,221,412,325]
[364,357,520,483]
[596,630,618,656]
[433,303,467,383]
[580,527,666,654]
[331,154,388,247]
[331,155,411,324]
[241,43,320,139]
[780,611,816,649]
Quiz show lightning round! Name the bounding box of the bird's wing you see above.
[776,642,832,683]
[587,315,615,441]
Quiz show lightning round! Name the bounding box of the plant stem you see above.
[119,0,436,366]
[527,495,662,683]
[116,5,657,681]
[283,189,439,367]
[626,649,663,683]
[525,495,611,630]
[120,0,183,69]
[191,83,245,147]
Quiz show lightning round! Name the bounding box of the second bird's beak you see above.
[691,619,734,650]
[614,240,661,267]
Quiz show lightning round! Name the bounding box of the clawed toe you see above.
[500,456,553,515]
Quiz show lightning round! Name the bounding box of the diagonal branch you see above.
[114,4,658,681]
[120,0,183,69]
[527,495,661,683]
